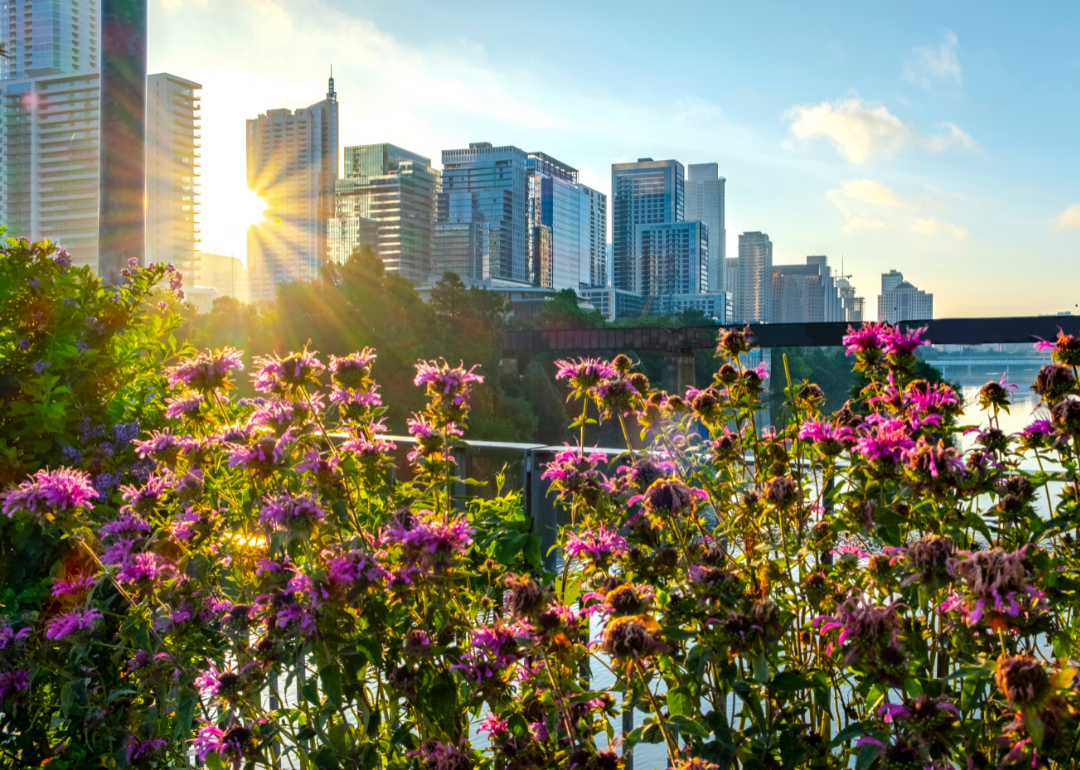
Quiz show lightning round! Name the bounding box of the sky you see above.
[149,0,1080,318]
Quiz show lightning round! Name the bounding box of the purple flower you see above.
[450,624,520,685]
[881,325,929,357]
[380,508,474,583]
[113,421,141,443]
[119,473,173,514]
[0,670,29,701]
[60,445,82,465]
[116,552,174,586]
[943,546,1045,627]
[340,433,397,462]
[101,538,137,566]
[165,393,204,420]
[1,467,99,517]
[0,626,31,649]
[194,721,261,766]
[99,511,152,541]
[166,348,244,394]
[126,736,168,763]
[51,573,97,598]
[842,322,887,355]
[856,419,916,467]
[329,350,376,387]
[133,430,187,465]
[798,421,851,456]
[32,359,50,373]
[195,662,257,699]
[250,396,322,433]
[542,446,608,503]
[323,548,387,587]
[53,250,72,269]
[815,595,905,681]
[564,524,629,563]
[227,431,296,476]
[45,606,103,641]
[252,350,324,393]
[554,357,617,390]
[414,360,484,424]
[259,492,325,530]
[478,714,508,737]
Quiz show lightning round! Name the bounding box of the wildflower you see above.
[227,431,295,477]
[32,359,51,373]
[165,392,203,420]
[816,595,906,682]
[996,655,1051,710]
[119,473,172,514]
[259,492,325,530]
[595,377,638,415]
[602,615,667,659]
[945,546,1045,628]
[450,624,519,686]
[194,720,263,767]
[380,508,474,582]
[672,759,721,770]
[329,349,377,384]
[45,606,103,641]
[125,736,168,763]
[856,419,916,469]
[1033,363,1076,403]
[564,524,629,564]
[0,669,29,702]
[407,413,462,463]
[1051,398,1080,436]
[51,573,97,598]
[903,437,965,491]
[885,534,955,588]
[340,432,397,465]
[689,387,723,423]
[414,359,484,423]
[711,428,741,462]
[295,449,342,487]
[1,467,98,517]
[116,552,174,586]
[478,715,508,738]
[132,429,186,466]
[1035,329,1080,366]
[504,573,549,618]
[252,350,325,394]
[764,475,799,507]
[639,477,706,519]
[798,421,850,456]
[99,511,153,541]
[843,322,886,358]
[717,327,755,359]
[542,446,607,503]
[166,348,244,394]
[879,694,959,746]
[323,548,387,588]
[555,357,617,392]
[1018,418,1055,450]
[195,662,258,700]
[882,325,929,358]
[410,738,475,770]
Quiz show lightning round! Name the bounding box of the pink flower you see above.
[2,467,98,517]
[45,607,103,641]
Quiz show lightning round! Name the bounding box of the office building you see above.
[610,158,683,293]
[685,163,725,293]
[771,256,844,324]
[525,151,608,291]
[438,142,528,282]
[637,220,708,303]
[737,232,773,323]
[877,270,933,324]
[0,1,102,268]
[245,76,338,303]
[836,276,865,323]
[434,191,489,280]
[197,252,247,302]
[146,73,201,279]
[328,143,440,282]
[725,257,739,311]
[578,287,645,322]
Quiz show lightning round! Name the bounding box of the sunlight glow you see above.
[234,188,269,233]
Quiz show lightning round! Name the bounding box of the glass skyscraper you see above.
[439,142,528,282]
[685,162,725,294]
[328,143,440,282]
[610,158,683,293]
[737,231,773,323]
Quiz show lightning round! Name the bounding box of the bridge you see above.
[504,315,1069,393]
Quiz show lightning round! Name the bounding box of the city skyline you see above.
[148,0,1079,318]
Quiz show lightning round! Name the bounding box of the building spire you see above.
[327,66,336,100]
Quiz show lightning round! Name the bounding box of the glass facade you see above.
[737,231,773,323]
[611,158,683,293]
[434,190,488,280]
[685,162,725,294]
[439,142,528,282]
[636,220,708,301]
[2,0,100,81]
[329,143,440,282]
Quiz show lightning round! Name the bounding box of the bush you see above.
[4,297,1080,769]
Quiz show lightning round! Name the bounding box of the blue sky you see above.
[150,0,1080,317]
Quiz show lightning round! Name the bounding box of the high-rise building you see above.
[0,1,102,268]
[877,270,933,323]
[197,252,246,302]
[146,73,200,280]
[524,152,608,291]
[637,221,708,302]
[438,142,528,282]
[771,256,845,324]
[610,158,683,293]
[685,163,725,294]
[328,143,440,281]
[725,257,739,310]
[737,232,773,323]
[836,276,865,323]
[434,191,488,280]
[245,76,338,303]
[2,0,101,81]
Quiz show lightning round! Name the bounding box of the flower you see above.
[194,721,262,767]
[195,662,257,699]
[843,322,886,356]
[259,492,325,530]
[856,419,916,468]
[166,348,244,394]
[1034,329,1080,366]
[33,359,51,373]
[1,467,99,517]
[798,421,851,456]
[450,624,519,685]
[717,327,756,359]
[542,446,608,503]
[132,430,187,466]
[944,546,1045,628]
[323,548,387,588]
[329,349,376,387]
[638,478,707,518]
[227,431,296,477]
[252,350,325,393]
[881,325,929,358]
[564,524,629,563]
[250,396,322,434]
[0,669,29,702]
[119,473,173,514]
[116,552,174,586]
[45,606,103,641]
[816,595,906,682]
[602,615,667,659]
[165,393,204,420]
[1033,363,1076,403]
[51,573,97,598]
[554,357,617,391]
[410,738,475,770]
[996,655,1051,711]
[380,508,474,582]
[414,360,484,425]
[126,736,168,763]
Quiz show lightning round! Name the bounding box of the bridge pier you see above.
[663,351,696,396]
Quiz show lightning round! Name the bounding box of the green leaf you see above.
[669,714,711,738]
[205,751,226,770]
[667,686,693,717]
[319,665,343,708]
[752,651,770,684]
[301,678,320,706]
[174,693,197,739]
[60,680,73,716]
[829,721,868,748]
[770,671,811,692]
[855,741,881,770]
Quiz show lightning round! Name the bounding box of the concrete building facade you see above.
[877,270,934,323]
[684,162,725,294]
[737,231,773,323]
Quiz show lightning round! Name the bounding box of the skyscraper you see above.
[771,256,844,324]
[439,142,528,282]
[525,152,608,291]
[737,232,773,323]
[685,163,725,294]
[637,220,708,310]
[328,143,440,282]
[146,73,201,280]
[0,0,103,268]
[610,158,683,293]
[877,271,933,323]
[245,76,338,303]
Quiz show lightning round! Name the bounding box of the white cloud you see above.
[828,180,966,239]
[784,96,977,164]
[904,31,963,88]
[1055,204,1080,229]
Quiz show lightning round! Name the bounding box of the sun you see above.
[234,188,268,231]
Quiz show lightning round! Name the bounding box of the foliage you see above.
[5,316,1080,769]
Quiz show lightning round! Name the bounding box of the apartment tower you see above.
[685,162,725,294]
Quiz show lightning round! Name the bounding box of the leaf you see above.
[669,714,711,739]
[60,680,73,716]
[855,741,881,770]
[319,665,343,708]
[301,679,320,706]
[174,693,197,739]
[752,651,770,684]
[667,686,693,717]
[770,671,811,692]
[205,751,226,770]
[830,721,868,748]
